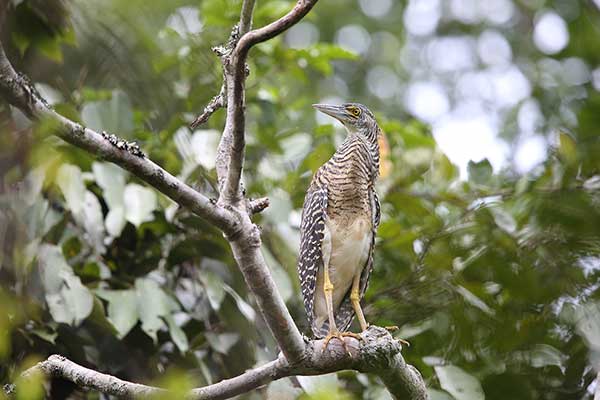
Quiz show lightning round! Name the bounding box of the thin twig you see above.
[189,85,225,129]
[248,197,270,214]
[238,0,257,35]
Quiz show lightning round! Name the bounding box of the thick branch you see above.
[12,327,427,400]
[226,222,305,362]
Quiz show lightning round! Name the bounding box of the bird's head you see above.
[313,102,392,177]
[312,103,376,136]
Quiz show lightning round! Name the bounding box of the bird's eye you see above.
[349,107,361,117]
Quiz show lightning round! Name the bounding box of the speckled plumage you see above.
[298,103,383,338]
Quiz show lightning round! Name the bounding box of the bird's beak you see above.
[312,104,348,123]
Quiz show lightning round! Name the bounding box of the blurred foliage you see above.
[1,0,600,399]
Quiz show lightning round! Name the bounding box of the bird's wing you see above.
[334,187,381,332]
[297,184,328,337]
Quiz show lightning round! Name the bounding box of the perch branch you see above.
[11,327,427,400]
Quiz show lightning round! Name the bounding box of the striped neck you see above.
[334,128,381,183]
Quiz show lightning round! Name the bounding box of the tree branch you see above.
[189,85,225,130]
[238,0,257,36]
[10,327,427,400]
[189,0,255,130]
[217,0,320,204]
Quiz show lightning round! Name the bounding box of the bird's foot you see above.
[384,325,410,347]
[321,331,362,355]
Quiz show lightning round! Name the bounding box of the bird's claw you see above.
[384,325,410,347]
[321,331,363,356]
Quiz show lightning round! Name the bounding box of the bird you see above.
[297,102,389,350]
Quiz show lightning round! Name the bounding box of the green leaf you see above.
[558,131,578,165]
[92,162,127,209]
[96,289,139,339]
[38,244,94,326]
[456,286,494,316]
[200,270,226,311]
[296,374,340,395]
[223,285,256,322]
[165,314,189,353]
[81,90,134,135]
[29,327,58,344]
[56,164,86,216]
[135,278,179,342]
[92,162,127,236]
[428,389,454,400]
[573,301,600,351]
[80,191,106,254]
[266,378,303,400]
[87,296,119,336]
[467,159,493,186]
[529,344,567,372]
[490,207,517,234]
[434,365,484,400]
[124,183,157,227]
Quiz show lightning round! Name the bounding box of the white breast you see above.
[313,216,372,330]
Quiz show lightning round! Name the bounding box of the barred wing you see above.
[297,185,328,337]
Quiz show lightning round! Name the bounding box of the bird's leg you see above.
[321,262,351,353]
[321,265,363,353]
[350,273,369,332]
[349,274,410,346]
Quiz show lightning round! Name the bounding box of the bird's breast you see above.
[328,216,372,298]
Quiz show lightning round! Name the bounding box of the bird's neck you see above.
[333,131,380,183]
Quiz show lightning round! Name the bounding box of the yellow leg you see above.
[349,275,410,347]
[322,267,364,353]
[322,262,349,352]
[350,273,369,332]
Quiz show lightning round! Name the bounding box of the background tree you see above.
[1,0,600,399]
